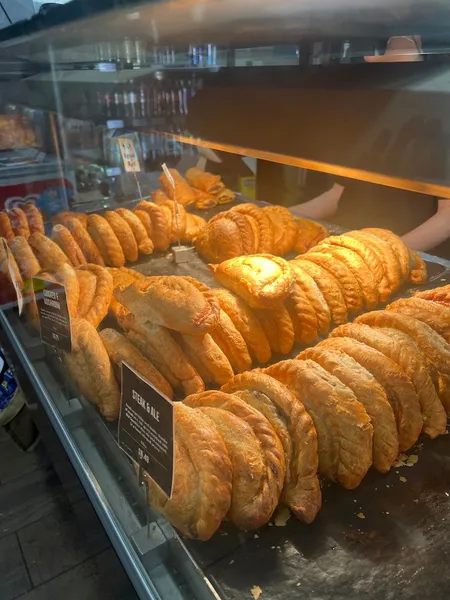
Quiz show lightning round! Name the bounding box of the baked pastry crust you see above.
[209,254,294,310]
[0,238,24,295]
[193,189,217,210]
[116,275,220,335]
[124,328,178,388]
[154,199,187,242]
[222,371,321,523]
[176,333,233,385]
[144,402,232,540]
[263,206,298,256]
[28,232,69,270]
[184,390,284,530]
[23,204,45,234]
[51,224,87,267]
[87,214,125,267]
[290,263,331,336]
[54,211,88,229]
[216,188,235,205]
[415,283,450,305]
[300,252,362,315]
[99,328,173,399]
[151,189,171,204]
[63,318,120,421]
[210,309,252,373]
[159,168,196,206]
[185,167,225,195]
[107,266,144,319]
[115,208,154,255]
[362,228,410,282]
[285,274,319,345]
[8,236,40,280]
[331,322,446,439]
[0,211,15,241]
[211,288,271,364]
[77,264,113,328]
[309,243,379,310]
[298,346,398,473]
[183,213,206,243]
[231,204,274,253]
[65,216,105,265]
[409,250,427,284]
[319,336,422,451]
[293,217,328,254]
[195,212,255,263]
[319,234,390,302]
[104,211,138,263]
[8,207,30,239]
[135,201,171,250]
[387,297,450,343]
[255,306,295,355]
[41,262,80,319]
[75,269,97,318]
[265,359,373,489]
[292,258,348,325]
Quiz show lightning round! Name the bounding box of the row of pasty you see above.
[145,287,450,540]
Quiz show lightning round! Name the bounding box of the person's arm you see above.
[401,199,450,252]
[289,183,345,219]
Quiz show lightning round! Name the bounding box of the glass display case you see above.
[2,2,450,599]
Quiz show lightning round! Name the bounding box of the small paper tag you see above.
[118,362,174,498]
[33,277,72,353]
[1,239,23,315]
[118,137,141,173]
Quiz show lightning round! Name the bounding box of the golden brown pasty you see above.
[193,188,217,210]
[28,232,69,270]
[159,168,196,206]
[8,236,40,280]
[316,336,422,451]
[285,275,319,345]
[54,211,88,229]
[151,189,171,204]
[414,283,450,306]
[86,214,125,267]
[211,288,271,364]
[300,252,362,315]
[387,297,450,343]
[23,204,44,235]
[263,205,298,256]
[331,322,446,439]
[318,234,390,302]
[63,318,122,421]
[0,211,15,241]
[77,264,113,328]
[362,228,410,282]
[209,254,293,310]
[135,201,171,250]
[255,306,295,355]
[231,204,274,253]
[143,402,232,540]
[116,275,219,336]
[185,167,225,195]
[175,333,233,386]
[103,211,138,263]
[308,243,379,310]
[216,188,236,205]
[222,371,321,523]
[409,250,428,284]
[99,328,173,399]
[265,359,373,489]
[154,199,187,243]
[51,224,87,267]
[65,216,105,265]
[8,207,30,239]
[133,208,153,238]
[182,213,206,243]
[298,346,398,473]
[185,390,284,530]
[107,266,144,319]
[115,208,154,255]
[292,258,348,325]
[210,309,252,373]
[195,212,255,263]
[290,263,331,336]
[293,217,328,254]
[75,269,97,318]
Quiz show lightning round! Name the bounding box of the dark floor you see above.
[0,427,138,600]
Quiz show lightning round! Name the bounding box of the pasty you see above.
[193,188,217,210]
[415,283,450,305]
[293,217,328,254]
[231,204,274,253]
[104,211,138,263]
[152,199,187,242]
[209,254,294,310]
[362,228,410,282]
[212,288,271,364]
[8,236,40,280]
[0,238,23,295]
[63,318,121,421]
[143,402,232,540]
[185,167,225,195]
[75,269,97,318]
[409,250,427,284]
[99,328,173,399]
[184,390,284,530]
[115,208,154,255]
[0,211,15,241]
[86,214,125,267]
[265,359,373,489]
[23,204,45,235]
[195,212,254,263]
[65,216,105,265]
[300,252,362,314]
[298,345,398,473]
[210,309,252,373]
[135,201,171,250]
[285,275,319,345]
[176,333,233,385]
[183,213,206,243]
[8,207,30,239]
[124,328,178,389]
[387,297,450,343]
[54,211,88,229]
[316,336,422,451]
[159,168,196,206]
[28,232,69,269]
[263,205,298,255]
[255,306,295,355]
[107,266,144,319]
[51,225,87,267]
[151,189,171,204]
[222,372,321,523]
[115,275,220,335]
[77,264,113,328]
[216,188,235,205]
[290,263,331,335]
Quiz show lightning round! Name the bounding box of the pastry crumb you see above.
[406,454,418,466]
[399,476,407,483]
[296,583,301,587]
[273,505,291,527]
[229,559,234,565]
[445,492,449,497]
[251,586,262,599]
[357,512,365,519]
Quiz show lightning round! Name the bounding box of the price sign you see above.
[119,362,174,498]
[1,239,23,315]
[117,137,141,173]
[33,277,72,353]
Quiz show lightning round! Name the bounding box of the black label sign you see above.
[33,277,72,353]
[119,362,174,498]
